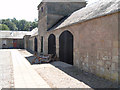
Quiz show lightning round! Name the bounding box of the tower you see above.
[37,0,86,53]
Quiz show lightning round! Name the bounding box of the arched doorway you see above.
[48,34,56,54]
[34,37,37,52]
[59,31,73,65]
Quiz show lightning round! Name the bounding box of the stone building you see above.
[29,0,119,84]
[0,30,31,49]
[24,28,38,53]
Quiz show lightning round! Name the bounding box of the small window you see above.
[39,10,40,19]
[41,7,43,12]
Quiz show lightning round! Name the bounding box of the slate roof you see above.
[30,28,38,37]
[0,28,38,39]
[0,30,31,39]
[52,0,120,30]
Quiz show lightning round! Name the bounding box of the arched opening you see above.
[48,34,56,54]
[59,31,73,65]
[34,37,37,52]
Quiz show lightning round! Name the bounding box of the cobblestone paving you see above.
[0,50,14,89]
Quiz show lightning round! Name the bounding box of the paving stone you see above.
[11,50,50,88]
[0,50,14,89]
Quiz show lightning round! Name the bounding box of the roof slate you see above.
[0,30,31,39]
[30,28,38,37]
[0,27,38,39]
[52,0,120,30]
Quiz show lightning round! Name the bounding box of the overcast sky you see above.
[0,0,98,21]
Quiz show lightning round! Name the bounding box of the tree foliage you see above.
[0,24,10,30]
[0,18,38,31]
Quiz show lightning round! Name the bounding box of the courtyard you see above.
[0,49,118,89]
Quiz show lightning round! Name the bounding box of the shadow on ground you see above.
[25,56,51,65]
[25,54,118,88]
[25,56,42,64]
[50,61,118,88]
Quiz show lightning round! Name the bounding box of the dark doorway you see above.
[13,39,17,48]
[41,36,43,53]
[48,34,56,54]
[59,31,73,65]
[34,37,37,52]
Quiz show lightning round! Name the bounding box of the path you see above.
[11,49,50,88]
[0,50,14,89]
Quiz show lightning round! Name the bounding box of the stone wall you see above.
[24,35,31,50]
[47,2,86,16]
[5,39,13,48]
[38,2,86,31]
[25,36,39,53]
[0,39,24,49]
[16,39,24,49]
[42,12,119,83]
[0,39,2,49]
[28,37,34,52]
[38,16,47,54]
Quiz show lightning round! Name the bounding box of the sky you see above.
[0,0,98,22]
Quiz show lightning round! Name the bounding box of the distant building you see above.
[24,28,38,52]
[0,30,31,49]
[0,28,38,49]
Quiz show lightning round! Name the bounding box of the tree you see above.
[24,22,31,31]
[0,24,10,30]
[1,19,18,30]
[18,20,28,31]
[0,18,38,31]
[31,21,38,30]
[11,18,19,29]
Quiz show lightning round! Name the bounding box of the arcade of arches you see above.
[48,30,73,65]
